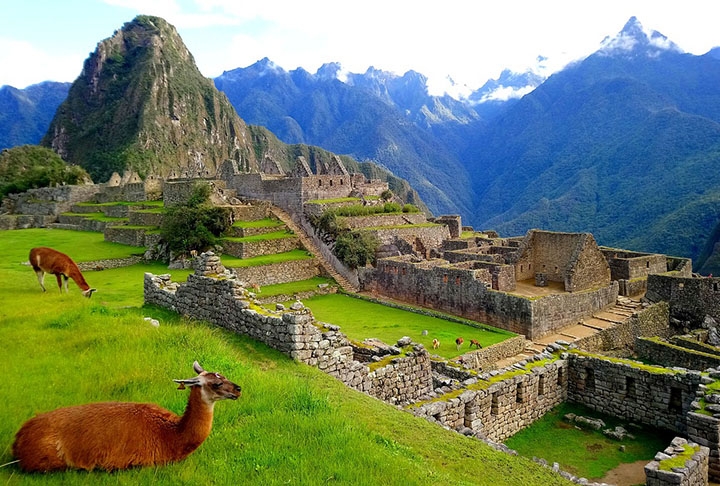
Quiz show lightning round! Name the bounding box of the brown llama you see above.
[12,361,241,472]
[29,247,96,298]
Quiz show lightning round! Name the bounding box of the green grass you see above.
[61,212,129,223]
[255,277,335,297]
[0,228,572,485]
[306,197,362,204]
[221,249,312,268]
[504,402,674,480]
[75,200,164,208]
[298,294,513,359]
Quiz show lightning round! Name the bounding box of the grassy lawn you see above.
[504,402,674,481]
[298,294,515,359]
[257,277,336,297]
[0,228,573,485]
[221,249,313,268]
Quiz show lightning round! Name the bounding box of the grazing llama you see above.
[432,338,440,349]
[469,339,482,349]
[455,337,464,351]
[12,361,241,472]
[29,247,95,298]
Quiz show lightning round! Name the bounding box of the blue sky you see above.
[2,0,719,96]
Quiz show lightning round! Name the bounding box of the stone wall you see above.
[128,211,164,227]
[636,337,720,371]
[529,282,619,338]
[410,359,568,442]
[513,231,611,292]
[143,252,432,404]
[362,256,618,340]
[104,227,154,247]
[340,213,427,230]
[648,275,720,327]
[367,225,451,255]
[221,235,299,259]
[450,335,528,372]
[574,301,671,353]
[644,437,709,486]
[1,184,101,219]
[602,248,668,280]
[670,336,720,358]
[686,411,720,481]
[229,258,320,286]
[566,352,703,434]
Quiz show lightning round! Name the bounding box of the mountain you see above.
[41,15,262,183]
[0,82,70,150]
[461,17,720,268]
[214,59,480,217]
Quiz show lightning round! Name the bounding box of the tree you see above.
[160,182,232,256]
[333,231,378,269]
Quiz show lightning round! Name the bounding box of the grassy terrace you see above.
[295,293,515,360]
[60,212,129,223]
[221,249,313,268]
[75,200,165,208]
[0,227,572,485]
[221,230,295,242]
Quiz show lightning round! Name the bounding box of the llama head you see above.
[174,361,241,403]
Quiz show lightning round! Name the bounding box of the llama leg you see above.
[55,274,64,293]
[35,270,47,292]
[61,275,70,293]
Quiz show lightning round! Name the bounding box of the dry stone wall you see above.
[645,437,709,486]
[648,275,720,327]
[636,337,720,371]
[410,359,568,442]
[229,259,320,286]
[144,252,432,404]
[567,353,704,433]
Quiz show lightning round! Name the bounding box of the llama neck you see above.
[178,387,215,449]
[67,265,89,291]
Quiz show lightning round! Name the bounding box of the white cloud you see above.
[0,38,83,88]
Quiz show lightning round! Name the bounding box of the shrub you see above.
[160,182,232,255]
[333,231,378,269]
[0,145,91,197]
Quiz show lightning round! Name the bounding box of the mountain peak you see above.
[598,16,682,57]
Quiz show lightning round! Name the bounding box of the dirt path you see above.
[598,460,647,486]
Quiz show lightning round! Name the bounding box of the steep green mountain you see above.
[215,60,477,217]
[42,15,259,183]
[34,16,422,208]
[462,17,720,267]
[0,82,70,150]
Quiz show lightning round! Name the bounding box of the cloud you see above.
[0,38,82,88]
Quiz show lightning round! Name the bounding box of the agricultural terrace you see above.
[0,227,572,485]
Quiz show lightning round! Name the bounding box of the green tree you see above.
[0,145,91,197]
[333,231,378,269]
[160,182,232,255]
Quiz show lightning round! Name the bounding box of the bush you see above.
[0,145,91,197]
[160,182,232,255]
[333,231,378,269]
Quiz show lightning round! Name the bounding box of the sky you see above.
[2,0,720,97]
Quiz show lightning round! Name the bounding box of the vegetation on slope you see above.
[0,228,572,485]
[0,145,90,197]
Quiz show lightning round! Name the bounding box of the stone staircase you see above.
[493,296,645,369]
[269,206,360,293]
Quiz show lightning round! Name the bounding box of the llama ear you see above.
[173,378,201,388]
[193,361,205,374]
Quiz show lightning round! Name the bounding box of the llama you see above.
[455,337,464,351]
[469,339,482,349]
[12,361,241,472]
[432,338,440,349]
[29,247,96,298]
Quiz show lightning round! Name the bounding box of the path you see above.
[269,206,360,293]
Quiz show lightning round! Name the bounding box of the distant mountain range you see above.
[2,16,720,272]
